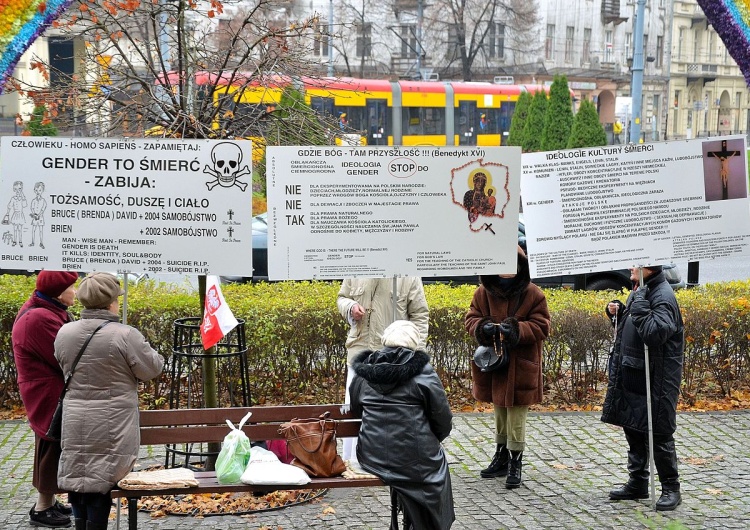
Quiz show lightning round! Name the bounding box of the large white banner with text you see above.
[266,145,522,280]
[0,137,253,275]
[521,136,750,277]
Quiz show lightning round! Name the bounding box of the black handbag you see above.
[473,329,510,372]
[46,320,110,441]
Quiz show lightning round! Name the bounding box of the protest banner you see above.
[0,137,253,275]
[265,145,522,280]
[521,136,750,278]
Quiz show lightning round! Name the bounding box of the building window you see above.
[401,24,417,58]
[565,26,574,62]
[677,28,685,61]
[655,36,663,68]
[736,92,742,109]
[447,24,461,59]
[693,29,700,62]
[605,30,613,63]
[707,31,714,62]
[488,22,505,59]
[356,23,372,57]
[643,34,648,61]
[625,32,632,61]
[314,23,328,57]
[545,24,555,60]
[582,28,591,63]
[674,90,680,108]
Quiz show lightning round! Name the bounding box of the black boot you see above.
[656,482,682,511]
[653,436,681,511]
[86,522,108,530]
[611,430,650,500]
[609,478,649,500]
[74,519,86,530]
[480,444,509,478]
[505,451,523,489]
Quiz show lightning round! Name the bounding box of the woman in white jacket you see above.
[55,273,164,530]
[337,277,429,470]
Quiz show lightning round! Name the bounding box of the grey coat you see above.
[54,309,164,494]
[350,347,454,530]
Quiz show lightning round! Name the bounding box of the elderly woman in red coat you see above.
[465,246,550,488]
[12,271,79,528]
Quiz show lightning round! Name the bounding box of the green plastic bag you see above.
[215,412,253,484]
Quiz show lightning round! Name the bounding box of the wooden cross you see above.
[707,140,741,200]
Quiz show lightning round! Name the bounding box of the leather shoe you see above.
[609,481,649,500]
[656,489,682,511]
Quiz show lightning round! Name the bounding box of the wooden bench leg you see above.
[128,498,139,530]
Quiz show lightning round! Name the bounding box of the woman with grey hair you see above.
[55,272,164,530]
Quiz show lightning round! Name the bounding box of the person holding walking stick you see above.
[602,265,684,511]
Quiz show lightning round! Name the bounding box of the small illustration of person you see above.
[339,112,348,130]
[486,188,497,214]
[29,182,46,249]
[5,180,27,247]
[706,139,742,201]
[463,170,495,220]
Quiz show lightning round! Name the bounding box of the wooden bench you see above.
[110,404,385,530]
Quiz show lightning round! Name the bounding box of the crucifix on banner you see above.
[706,139,742,200]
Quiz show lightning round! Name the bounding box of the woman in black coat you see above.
[350,320,454,530]
[602,266,684,511]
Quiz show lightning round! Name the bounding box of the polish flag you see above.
[200,276,239,350]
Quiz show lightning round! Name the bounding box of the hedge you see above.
[1,276,748,410]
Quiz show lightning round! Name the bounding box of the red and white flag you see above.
[200,276,239,350]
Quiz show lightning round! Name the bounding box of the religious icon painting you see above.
[450,159,509,233]
[702,138,747,202]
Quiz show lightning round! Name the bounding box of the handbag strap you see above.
[284,412,334,453]
[60,320,111,394]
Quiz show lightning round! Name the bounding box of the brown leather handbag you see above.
[278,412,347,477]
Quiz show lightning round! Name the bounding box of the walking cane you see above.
[638,266,658,510]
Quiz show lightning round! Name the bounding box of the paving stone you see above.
[1,412,748,528]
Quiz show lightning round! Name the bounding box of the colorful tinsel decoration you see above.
[696,0,750,86]
[0,0,75,93]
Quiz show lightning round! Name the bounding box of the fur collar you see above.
[352,347,430,392]
[479,247,530,299]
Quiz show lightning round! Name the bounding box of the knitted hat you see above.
[381,320,421,351]
[36,271,78,298]
[76,272,124,309]
[646,265,663,273]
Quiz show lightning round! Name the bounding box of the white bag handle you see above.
[225,411,253,431]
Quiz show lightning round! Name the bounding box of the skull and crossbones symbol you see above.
[204,142,250,191]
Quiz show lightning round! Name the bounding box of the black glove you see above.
[498,322,513,340]
[630,289,650,317]
[481,321,497,339]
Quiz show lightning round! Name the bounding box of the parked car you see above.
[223,212,685,291]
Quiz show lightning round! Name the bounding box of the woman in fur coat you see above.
[465,245,550,488]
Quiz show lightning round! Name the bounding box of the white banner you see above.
[0,137,253,275]
[266,146,522,280]
[521,136,750,278]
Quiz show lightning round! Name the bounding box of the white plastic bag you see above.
[240,446,311,486]
[215,412,253,484]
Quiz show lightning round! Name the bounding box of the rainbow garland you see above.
[0,0,75,93]
[696,0,750,86]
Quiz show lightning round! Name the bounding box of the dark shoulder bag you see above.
[46,320,110,441]
[473,291,525,373]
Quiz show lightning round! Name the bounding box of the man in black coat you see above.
[602,265,684,511]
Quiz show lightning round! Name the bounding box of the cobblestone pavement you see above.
[1,411,748,529]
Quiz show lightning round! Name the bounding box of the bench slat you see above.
[139,405,353,427]
[140,422,363,446]
[111,471,383,499]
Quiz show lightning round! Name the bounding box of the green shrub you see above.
[1,275,749,410]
